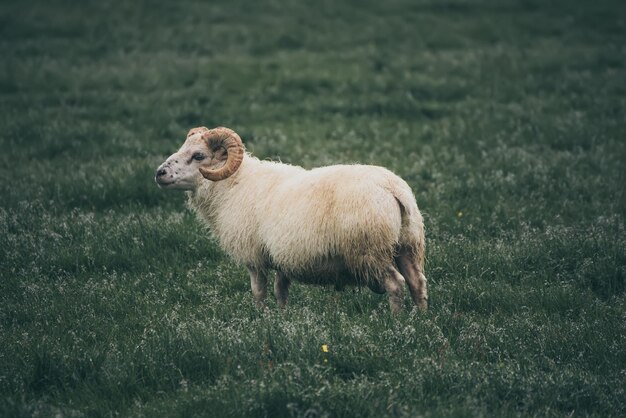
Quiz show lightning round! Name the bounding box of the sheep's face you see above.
[155,132,220,191]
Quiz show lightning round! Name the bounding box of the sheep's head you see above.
[155,126,245,190]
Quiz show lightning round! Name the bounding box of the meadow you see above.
[1,0,625,416]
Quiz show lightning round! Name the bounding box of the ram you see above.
[155,127,427,312]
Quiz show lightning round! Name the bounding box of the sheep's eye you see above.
[192,153,205,161]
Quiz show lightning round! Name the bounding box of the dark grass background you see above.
[1,0,625,416]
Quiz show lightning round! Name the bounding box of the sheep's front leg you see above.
[383,267,406,313]
[248,268,268,308]
[274,271,290,309]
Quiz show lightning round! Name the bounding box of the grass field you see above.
[1,0,625,416]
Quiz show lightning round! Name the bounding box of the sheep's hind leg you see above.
[395,253,428,311]
[383,266,406,313]
[274,271,290,309]
[248,268,268,308]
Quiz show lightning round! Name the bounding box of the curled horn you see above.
[199,127,245,181]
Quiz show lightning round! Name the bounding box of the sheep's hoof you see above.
[254,300,268,311]
[417,298,428,311]
[390,304,402,314]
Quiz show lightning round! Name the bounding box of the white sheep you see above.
[155,126,427,312]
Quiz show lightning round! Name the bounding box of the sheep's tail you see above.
[392,186,425,272]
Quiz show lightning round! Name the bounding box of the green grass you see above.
[1,0,625,416]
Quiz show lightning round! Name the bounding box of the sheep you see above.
[155,126,427,312]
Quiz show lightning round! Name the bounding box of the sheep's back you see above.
[257,165,407,279]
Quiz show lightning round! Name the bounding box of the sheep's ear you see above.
[187,126,209,138]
